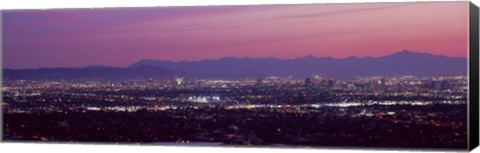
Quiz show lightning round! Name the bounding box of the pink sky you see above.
[3,1,469,69]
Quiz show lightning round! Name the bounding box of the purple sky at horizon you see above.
[3,1,469,69]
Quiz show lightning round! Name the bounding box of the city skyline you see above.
[3,1,469,69]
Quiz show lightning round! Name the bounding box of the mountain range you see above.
[3,50,467,80]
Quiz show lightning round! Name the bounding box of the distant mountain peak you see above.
[218,57,242,61]
[394,49,417,55]
[385,50,438,58]
[345,56,358,59]
[299,54,317,60]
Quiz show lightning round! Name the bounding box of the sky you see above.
[2,1,469,69]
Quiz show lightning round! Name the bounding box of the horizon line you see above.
[3,50,468,70]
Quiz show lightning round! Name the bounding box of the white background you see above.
[0,0,479,153]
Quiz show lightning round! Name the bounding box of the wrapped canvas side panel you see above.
[469,1,479,151]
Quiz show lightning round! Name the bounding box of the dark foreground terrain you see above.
[3,104,467,149]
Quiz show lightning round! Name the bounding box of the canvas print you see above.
[1,1,472,150]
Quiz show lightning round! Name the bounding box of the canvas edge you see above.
[469,1,479,151]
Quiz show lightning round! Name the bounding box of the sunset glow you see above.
[2,1,469,69]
